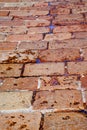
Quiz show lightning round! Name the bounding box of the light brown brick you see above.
[0,64,22,77]
[0,50,38,63]
[54,24,87,33]
[28,27,49,34]
[0,20,24,26]
[39,76,78,90]
[0,91,32,110]
[83,48,87,61]
[72,5,87,14]
[49,39,87,49]
[50,7,70,15]
[6,34,42,42]
[0,34,5,41]
[0,11,9,16]
[39,49,80,62]
[26,19,50,27]
[18,41,47,50]
[0,77,38,91]
[73,32,87,39]
[23,63,64,76]
[0,42,17,50]
[10,10,49,16]
[0,112,41,130]
[0,26,27,34]
[53,14,84,25]
[81,76,87,90]
[44,33,72,41]
[68,62,87,75]
[33,90,82,110]
[43,112,87,130]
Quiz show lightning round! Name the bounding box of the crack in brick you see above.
[39,114,44,130]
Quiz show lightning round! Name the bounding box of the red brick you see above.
[0,26,27,34]
[68,62,87,75]
[39,76,78,90]
[73,32,87,39]
[49,39,87,49]
[53,14,84,25]
[6,34,42,42]
[18,41,47,50]
[0,112,41,130]
[33,90,82,110]
[54,24,87,33]
[28,27,49,34]
[23,63,64,76]
[43,112,87,130]
[39,49,80,62]
[0,11,9,16]
[81,76,87,90]
[0,77,38,91]
[0,42,17,50]
[50,7,70,15]
[26,19,50,27]
[0,0,19,2]
[0,64,22,77]
[44,33,72,41]
[0,91,33,110]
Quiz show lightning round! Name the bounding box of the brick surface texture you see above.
[0,0,87,129]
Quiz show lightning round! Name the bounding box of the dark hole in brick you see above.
[10,116,15,118]
[19,124,27,129]
[62,116,70,120]
[19,115,24,118]
[51,104,54,107]
[14,83,17,86]
[6,67,12,70]
[9,121,16,126]
[40,101,48,104]
[73,101,80,105]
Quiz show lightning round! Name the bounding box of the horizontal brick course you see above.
[23,63,64,76]
[33,90,83,110]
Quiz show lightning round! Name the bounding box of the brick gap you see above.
[31,91,36,105]
[47,42,49,49]
[70,9,72,14]
[39,113,44,130]
[20,64,25,77]
[64,61,68,76]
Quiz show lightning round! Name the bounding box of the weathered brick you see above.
[0,50,38,63]
[33,90,82,110]
[0,112,41,130]
[0,26,27,34]
[68,62,87,75]
[73,32,87,39]
[10,10,49,16]
[26,19,50,27]
[43,112,87,130]
[0,34,5,41]
[23,63,64,76]
[0,11,9,16]
[39,76,78,90]
[0,16,12,21]
[28,27,49,34]
[50,7,70,15]
[18,41,47,50]
[81,76,87,90]
[0,77,38,91]
[72,5,87,14]
[6,34,42,42]
[83,48,87,61]
[49,39,87,49]
[54,24,87,33]
[0,20,25,26]
[53,14,84,25]
[0,91,32,110]
[39,49,80,62]
[44,33,72,41]
[0,64,22,77]
[0,42,17,50]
